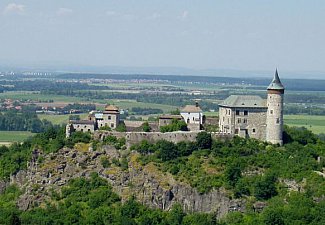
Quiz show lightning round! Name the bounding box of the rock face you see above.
[9,143,245,219]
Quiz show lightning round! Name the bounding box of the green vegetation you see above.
[0,127,91,179]
[160,119,188,132]
[116,121,127,132]
[132,127,325,197]
[0,111,52,133]
[0,123,325,224]
[0,173,216,224]
[142,121,151,132]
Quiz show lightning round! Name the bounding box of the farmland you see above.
[0,131,34,146]
[284,115,325,134]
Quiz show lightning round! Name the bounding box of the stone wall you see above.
[94,131,233,148]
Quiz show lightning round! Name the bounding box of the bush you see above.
[196,132,212,149]
[142,122,151,132]
[116,122,127,132]
[160,119,187,132]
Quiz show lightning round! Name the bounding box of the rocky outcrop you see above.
[10,143,244,219]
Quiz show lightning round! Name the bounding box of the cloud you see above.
[57,8,73,16]
[180,10,189,21]
[3,3,25,15]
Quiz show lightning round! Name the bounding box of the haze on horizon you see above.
[0,0,325,78]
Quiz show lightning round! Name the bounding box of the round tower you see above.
[266,69,285,145]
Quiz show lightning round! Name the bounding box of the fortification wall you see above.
[94,131,233,148]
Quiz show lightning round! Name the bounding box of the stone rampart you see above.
[94,131,233,148]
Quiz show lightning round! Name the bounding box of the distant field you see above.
[204,112,219,117]
[38,113,88,125]
[0,91,87,102]
[0,131,34,144]
[284,115,325,134]
[109,100,177,112]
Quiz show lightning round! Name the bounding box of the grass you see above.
[0,131,34,143]
[284,115,325,134]
[38,113,88,125]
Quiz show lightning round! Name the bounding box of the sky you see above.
[0,0,325,76]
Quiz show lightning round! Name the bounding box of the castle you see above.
[67,70,284,145]
[66,105,120,138]
[218,69,285,145]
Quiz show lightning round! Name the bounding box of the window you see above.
[270,110,273,114]
[235,129,239,134]
[252,129,256,133]
[111,123,114,128]
[236,110,240,115]
[238,118,241,123]
[243,118,247,123]
[276,118,280,124]
[88,129,90,132]
[223,117,225,122]
[244,110,248,116]
[108,116,111,120]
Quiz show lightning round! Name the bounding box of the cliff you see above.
[9,143,244,219]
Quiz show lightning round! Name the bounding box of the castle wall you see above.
[70,123,95,134]
[94,131,233,148]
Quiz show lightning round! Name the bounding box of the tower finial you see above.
[268,69,284,90]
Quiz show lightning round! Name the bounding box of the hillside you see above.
[0,126,325,224]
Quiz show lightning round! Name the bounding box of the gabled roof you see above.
[69,120,95,125]
[181,105,202,113]
[219,95,267,108]
[105,104,119,111]
[268,69,285,90]
[159,115,182,119]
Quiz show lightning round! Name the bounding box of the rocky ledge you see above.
[9,143,245,219]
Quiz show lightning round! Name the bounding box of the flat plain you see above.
[284,115,325,134]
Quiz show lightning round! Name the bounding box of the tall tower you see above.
[266,69,285,145]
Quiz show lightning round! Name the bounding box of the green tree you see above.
[116,121,127,132]
[142,122,151,132]
[254,173,277,200]
[196,132,212,149]
[156,140,178,161]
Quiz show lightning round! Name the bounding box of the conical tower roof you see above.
[267,69,284,90]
